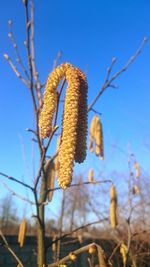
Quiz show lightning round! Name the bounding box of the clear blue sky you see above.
[0,0,150,212]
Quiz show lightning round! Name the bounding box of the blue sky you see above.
[0,0,150,214]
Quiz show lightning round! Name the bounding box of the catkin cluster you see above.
[89,115,104,159]
[39,63,88,189]
[109,185,118,228]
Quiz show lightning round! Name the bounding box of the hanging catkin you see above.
[88,168,94,183]
[55,135,61,173]
[89,115,104,159]
[89,115,97,153]
[44,159,55,201]
[74,69,88,163]
[134,162,140,178]
[120,242,128,264]
[97,246,108,267]
[109,185,118,228]
[18,219,27,247]
[39,63,88,189]
[95,116,104,159]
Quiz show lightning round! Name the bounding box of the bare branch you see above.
[0,229,24,267]
[0,180,35,205]
[30,0,43,107]
[46,218,108,251]
[52,51,62,70]
[88,37,148,111]
[3,53,29,87]
[45,179,113,198]
[0,171,34,191]
[8,20,29,79]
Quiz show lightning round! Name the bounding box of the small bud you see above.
[89,244,97,254]
[22,0,28,5]
[3,53,9,60]
[8,33,12,38]
[69,252,77,262]
[8,20,12,26]
[24,40,27,46]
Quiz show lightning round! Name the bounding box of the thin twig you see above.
[45,179,113,197]
[46,218,108,250]
[0,171,34,191]
[52,51,62,70]
[8,20,29,79]
[3,54,29,87]
[88,37,148,111]
[30,0,43,107]
[0,229,24,267]
[47,242,104,267]
[0,180,35,205]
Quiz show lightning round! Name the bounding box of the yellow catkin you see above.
[18,219,27,247]
[39,63,88,189]
[89,115,97,153]
[74,69,88,163]
[88,168,94,183]
[44,159,55,201]
[95,116,104,159]
[109,185,118,229]
[134,162,140,178]
[55,135,61,173]
[89,115,104,159]
[97,247,108,267]
[120,242,128,264]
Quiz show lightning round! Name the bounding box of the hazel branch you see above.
[52,50,62,70]
[47,242,106,267]
[0,171,34,191]
[46,218,108,250]
[45,179,113,197]
[0,180,35,205]
[88,37,148,111]
[0,229,24,267]
[8,20,29,79]
[30,0,43,108]
[3,53,29,87]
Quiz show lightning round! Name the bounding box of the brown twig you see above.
[48,242,106,267]
[45,179,113,197]
[0,180,35,205]
[3,53,29,87]
[8,19,29,79]
[46,218,108,250]
[0,229,24,267]
[0,171,34,191]
[88,37,148,112]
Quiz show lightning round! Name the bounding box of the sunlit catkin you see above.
[89,115,97,153]
[44,159,55,201]
[74,69,88,163]
[88,168,94,183]
[18,219,27,247]
[120,242,128,264]
[55,135,61,173]
[109,185,118,228]
[39,63,88,188]
[89,115,104,159]
[134,162,140,178]
[97,246,108,267]
[95,116,104,159]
